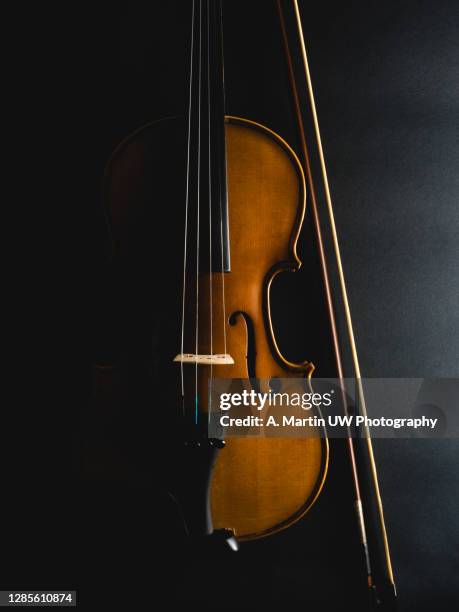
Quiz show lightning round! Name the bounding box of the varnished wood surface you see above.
[205,118,328,539]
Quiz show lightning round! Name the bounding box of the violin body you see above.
[102,114,328,540]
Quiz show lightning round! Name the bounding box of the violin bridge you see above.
[173,353,234,365]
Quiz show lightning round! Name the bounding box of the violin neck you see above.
[188,0,230,273]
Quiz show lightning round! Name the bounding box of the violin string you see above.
[207,0,213,404]
[218,0,228,357]
[180,0,196,404]
[195,0,203,425]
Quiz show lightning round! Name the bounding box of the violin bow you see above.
[277,0,397,606]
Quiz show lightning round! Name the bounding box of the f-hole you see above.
[229,311,256,380]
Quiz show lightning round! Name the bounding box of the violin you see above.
[102,0,327,542]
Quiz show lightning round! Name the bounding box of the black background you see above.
[5,1,458,610]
